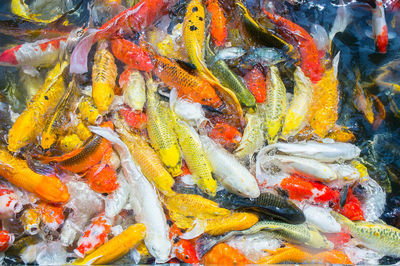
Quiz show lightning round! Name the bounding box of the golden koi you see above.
[265,66,287,144]
[78,96,101,125]
[146,77,182,177]
[92,44,117,114]
[205,212,259,236]
[282,67,313,138]
[8,61,68,152]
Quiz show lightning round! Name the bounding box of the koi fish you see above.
[0,37,67,76]
[119,69,146,112]
[262,9,323,83]
[264,66,287,144]
[92,43,117,114]
[21,208,41,235]
[146,77,182,177]
[205,0,227,46]
[280,175,340,203]
[74,224,146,265]
[111,38,153,72]
[78,96,101,125]
[40,122,113,173]
[0,186,22,220]
[281,67,313,138]
[333,188,364,221]
[207,122,242,151]
[169,223,199,263]
[85,163,119,194]
[8,61,68,152]
[332,211,400,257]
[372,0,388,53]
[202,243,252,265]
[58,134,84,152]
[0,230,14,252]
[74,214,112,258]
[257,244,352,264]
[308,54,339,137]
[119,108,147,131]
[244,65,266,103]
[36,202,64,231]
[204,212,259,236]
[0,149,69,203]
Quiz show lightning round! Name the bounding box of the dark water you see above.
[0,0,399,263]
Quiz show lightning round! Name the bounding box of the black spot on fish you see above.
[190,25,198,31]
[44,96,49,100]
[192,6,198,12]
[198,17,203,21]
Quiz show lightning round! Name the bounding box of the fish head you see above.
[145,235,172,263]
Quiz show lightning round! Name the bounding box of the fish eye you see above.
[185,255,189,260]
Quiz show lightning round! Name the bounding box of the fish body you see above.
[329,0,352,41]
[0,230,14,252]
[0,37,67,76]
[216,191,305,224]
[0,186,22,220]
[282,67,313,138]
[242,48,285,66]
[262,9,323,83]
[78,97,100,125]
[118,126,175,197]
[244,66,266,103]
[169,223,199,263]
[261,142,361,163]
[0,149,69,203]
[41,78,77,149]
[36,202,64,231]
[8,61,68,152]
[202,243,252,265]
[234,110,265,158]
[303,205,341,233]
[74,224,146,265]
[205,0,227,46]
[74,214,112,258]
[205,40,256,108]
[111,38,153,72]
[173,118,216,196]
[332,212,400,257]
[165,193,230,219]
[21,208,41,235]
[200,136,260,198]
[280,175,340,203]
[86,163,119,194]
[214,47,246,62]
[92,45,117,114]
[205,212,259,236]
[264,66,287,144]
[146,78,182,177]
[372,0,388,53]
[308,57,339,137]
[354,77,374,124]
[58,134,83,152]
[119,69,146,112]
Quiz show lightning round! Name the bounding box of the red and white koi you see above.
[0,230,14,252]
[74,213,112,258]
[372,0,388,53]
[0,37,67,76]
[0,185,23,219]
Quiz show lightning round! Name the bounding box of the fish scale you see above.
[146,77,182,177]
[173,117,216,196]
[265,66,287,144]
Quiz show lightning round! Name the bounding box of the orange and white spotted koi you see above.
[372,0,388,53]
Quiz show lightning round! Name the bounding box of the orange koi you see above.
[205,0,227,47]
[74,213,112,258]
[85,163,119,194]
[36,202,64,230]
[202,243,252,265]
[371,94,386,130]
[169,222,199,263]
[111,38,153,72]
[244,65,266,103]
[327,125,356,143]
[0,230,14,252]
[119,108,147,131]
[0,149,69,204]
[207,122,242,151]
[262,9,323,83]
[144,45,222,108]
[41,122,114,173]
[333,188,364,221]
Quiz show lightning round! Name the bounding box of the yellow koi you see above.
[92,44,117,114]
[282,67,313,138]
[146,77,182,177]
[58,134,83,153]
[11,0,64,23]
[265,66,287,144]
[78,96,101,125]
[74,223,146,265]
[21,208,41,235]
[115,117,175,197]
[309,57,339,138]
[8,61,68,152]
[205,212,259,236]
[173,115,217,196]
